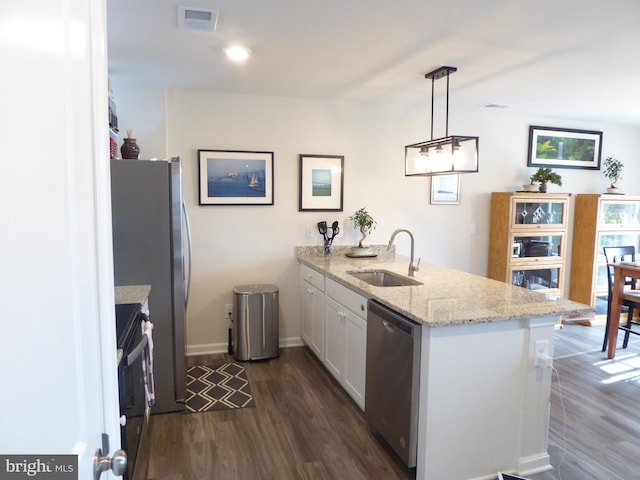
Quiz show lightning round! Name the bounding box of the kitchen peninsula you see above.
[297,246,591,480]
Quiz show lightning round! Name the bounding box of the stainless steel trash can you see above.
[233,284,279,361]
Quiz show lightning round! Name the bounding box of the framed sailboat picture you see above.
[198,150,274,205]
[299,154,344,211]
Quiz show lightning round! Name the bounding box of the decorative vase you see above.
[121,138,140,159]
[538,182,548,193]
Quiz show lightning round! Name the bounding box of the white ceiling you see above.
[107,0,640,125]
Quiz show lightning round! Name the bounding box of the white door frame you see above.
[0,0,121,477]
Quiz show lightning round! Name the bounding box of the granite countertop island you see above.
[297,245,594,479]
[297,246,592,326]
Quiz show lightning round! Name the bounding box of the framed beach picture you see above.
[527,126,602,170]
[299,154,344,211]
[430,174,460,205]
[198,149,274,205]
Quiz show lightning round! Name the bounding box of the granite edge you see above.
[296,247,594,327]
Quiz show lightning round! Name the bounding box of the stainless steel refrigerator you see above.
[110,158,191,414]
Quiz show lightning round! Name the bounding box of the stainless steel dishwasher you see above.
[365,300,421,468]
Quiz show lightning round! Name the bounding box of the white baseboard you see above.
[517,453,552,476]
[186,336,304,356]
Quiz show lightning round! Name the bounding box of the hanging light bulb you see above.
[452,139,465,170]
[415,152,428,172]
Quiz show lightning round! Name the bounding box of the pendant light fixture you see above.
[405,66,479,176]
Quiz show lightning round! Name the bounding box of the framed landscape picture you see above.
[299,154,344,211]
[198,149,274,205]
[527,126,602,170]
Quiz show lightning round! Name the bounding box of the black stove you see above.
[116,303,142,349]
[115,303,148,480]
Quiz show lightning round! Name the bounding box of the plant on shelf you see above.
[602,156,623,192]
[350,207,376,249]
[522,171,539,192]
[530,167,562,193]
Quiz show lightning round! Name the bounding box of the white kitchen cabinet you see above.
[324,297,346,378]
[342,306,367,408]
[300,264,325,359]
[324,278,368,410]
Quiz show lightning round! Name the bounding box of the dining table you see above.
[607,261,640,359]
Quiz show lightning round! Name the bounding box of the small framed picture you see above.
[430,174,460,205]
[299,154,344,211]
[512,242,522,257]
[527,126,602,170]
[198,149,274,205]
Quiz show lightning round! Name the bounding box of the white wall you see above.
[110,83,640,353]
[111,84,167,158]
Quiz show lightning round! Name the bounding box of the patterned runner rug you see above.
[186,363,255,413]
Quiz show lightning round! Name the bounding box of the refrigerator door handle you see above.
[182,200,192,312]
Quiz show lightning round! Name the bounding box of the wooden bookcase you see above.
[569,194,640,318]
[488,192,571,298]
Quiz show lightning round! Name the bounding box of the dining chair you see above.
[602,246,640,351]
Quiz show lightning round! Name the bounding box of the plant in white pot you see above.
[349,207,376,255]
[603,156,623,194]
[522,173,539,192]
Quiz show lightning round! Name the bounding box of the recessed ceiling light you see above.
[224,46,251,62]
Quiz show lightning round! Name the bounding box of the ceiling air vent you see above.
[178,6,218,32]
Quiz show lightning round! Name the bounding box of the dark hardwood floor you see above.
[142,324,640,480]
[528,323,640,480]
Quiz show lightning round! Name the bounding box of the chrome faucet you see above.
[387,228,421,277]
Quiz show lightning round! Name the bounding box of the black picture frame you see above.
[527,126,602,170]
[198,149,274,205]
[299,154,344,211]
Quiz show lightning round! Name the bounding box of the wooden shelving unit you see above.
[488,192,571,299]
[108,91,119,159]
[569,194,640,323]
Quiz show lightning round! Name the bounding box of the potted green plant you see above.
[349,207,376,255]
[530,167,562,193]
[602,156,623,193]
[522,173,539,192]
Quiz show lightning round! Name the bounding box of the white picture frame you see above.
[198,149,274,206]
[430,174,460,205]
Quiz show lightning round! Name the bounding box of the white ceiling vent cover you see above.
[178,6,218,32]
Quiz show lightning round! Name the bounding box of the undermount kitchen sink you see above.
[347,270,423,287]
